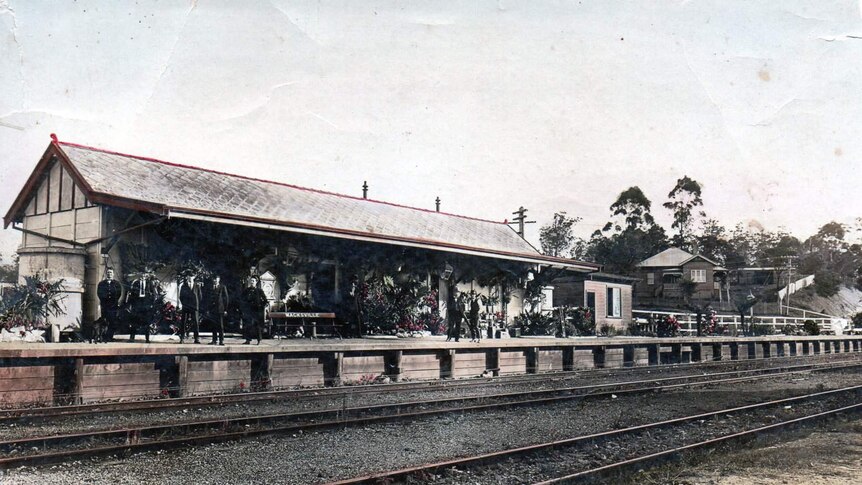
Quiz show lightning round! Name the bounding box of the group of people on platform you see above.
[95,267,269,345]
[445,289,483,343]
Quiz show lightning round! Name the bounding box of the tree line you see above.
[539,176,862,297]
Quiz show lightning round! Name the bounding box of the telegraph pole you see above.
[508,206,536,238]
[779,255,798,315]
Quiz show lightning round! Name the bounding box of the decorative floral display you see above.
[157,301,180,335]
[703,308,718,335]
[396,289,444,335]
[358,277,443,336]
[657,315,680,337]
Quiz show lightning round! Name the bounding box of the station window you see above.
[690,269,706,283]
[646,273,654,285]
[606,287,621,318]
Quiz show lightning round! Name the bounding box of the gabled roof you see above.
[637,247,724,269]
[5,138,599,271]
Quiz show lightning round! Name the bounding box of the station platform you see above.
[3,333,860,357]
[2,334,861,408]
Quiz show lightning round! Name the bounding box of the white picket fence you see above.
[632,309,853,335]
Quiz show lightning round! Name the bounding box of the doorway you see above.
[586,291,596,325]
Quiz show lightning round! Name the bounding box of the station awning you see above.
[167,210,599,272]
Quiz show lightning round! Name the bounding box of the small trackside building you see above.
[552,272,635,331]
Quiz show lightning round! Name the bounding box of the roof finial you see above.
[435,197,441,212]
[362,181,368,199]
[50,133,58,143]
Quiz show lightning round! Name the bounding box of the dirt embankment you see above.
[792,285,862,318]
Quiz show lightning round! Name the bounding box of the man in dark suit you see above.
[96,267,123,342]
[179,274,202,344]
[445,285,463,342]
[202,275,229,346]
[240,276,268,345]
[126,269,158,343]
[467,293,481,342]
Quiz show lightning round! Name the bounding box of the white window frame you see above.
[606,287,621,318]
[690,269,706,283]
[646,273,655,285]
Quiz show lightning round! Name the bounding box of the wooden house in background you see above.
[634,247,726,307]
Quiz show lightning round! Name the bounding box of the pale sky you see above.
[1,1,861,262]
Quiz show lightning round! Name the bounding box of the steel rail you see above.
[324,385,862,485]
[0,361,859,469]
[2,359,856,447]
[3,359,858,445]
[534,402,862,484]
[2,352,858,421]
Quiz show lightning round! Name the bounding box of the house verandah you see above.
[634,247,728,309]
[3,138,599,339]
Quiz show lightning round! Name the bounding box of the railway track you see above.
[0,358,859,470]
[326,385,862,484]
[2,351,858,421]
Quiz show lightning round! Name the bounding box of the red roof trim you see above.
[57,140,506,226]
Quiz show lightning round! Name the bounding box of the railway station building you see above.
[4,137,599,339]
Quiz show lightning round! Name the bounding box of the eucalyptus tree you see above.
[539,212,582,258]
[663,176,706,250]
[589,186,668,275]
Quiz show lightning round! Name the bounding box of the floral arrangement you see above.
[657,315,680,337]
[358,277,443,336]
[703,309,717,335]
[357,277,398,334]
[410,289,445,335]
[159,301,180,335]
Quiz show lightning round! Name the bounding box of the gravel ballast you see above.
[3,369,862,485]
[2,354,857,442]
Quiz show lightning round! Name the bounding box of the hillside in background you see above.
[790,285,862,318]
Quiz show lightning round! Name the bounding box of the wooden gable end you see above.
[14,154,103,249]
[4,143,96,228]
[22,156,91,218]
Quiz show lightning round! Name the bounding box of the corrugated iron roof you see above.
[638,248,695,267]
[18,141,596,270]
[637,247,723,269]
